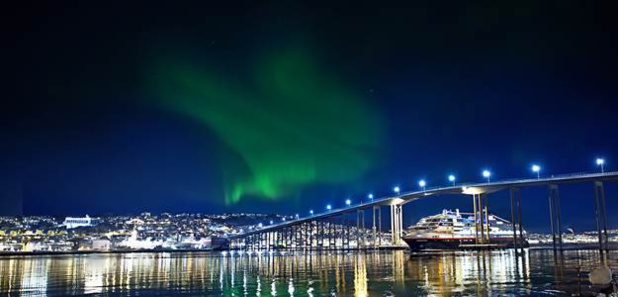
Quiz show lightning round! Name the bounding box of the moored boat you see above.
[402,209,528,251]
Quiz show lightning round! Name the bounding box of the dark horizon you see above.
[4,1,618,233]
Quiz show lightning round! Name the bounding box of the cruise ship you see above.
[402,209,528,251]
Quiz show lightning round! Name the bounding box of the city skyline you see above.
[3,2,618,233]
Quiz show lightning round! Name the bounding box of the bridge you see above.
[229,171,618,254]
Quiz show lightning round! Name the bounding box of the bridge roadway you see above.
[231,171,618,240]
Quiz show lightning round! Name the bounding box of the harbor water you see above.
[0,249,616,296]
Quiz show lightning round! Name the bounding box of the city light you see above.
[2,166,616,257]
[393,186,400,194]
[326,204,332,211]
[448,174,456,186]
[532,164,541,179]
[482,170,491,183]
[597,158,605,173]
[368,193,373,200]
[418,180,426,191]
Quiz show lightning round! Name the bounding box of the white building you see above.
[63,215,101,229]
[91,239,112,251]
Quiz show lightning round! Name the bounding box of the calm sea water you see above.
[0,249,616,296]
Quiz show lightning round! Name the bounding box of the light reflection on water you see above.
[0,249,616,296]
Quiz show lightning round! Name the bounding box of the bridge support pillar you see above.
[303,223,307,250]
[390,204,402,245]
[325,221,329,249]
[309,221,313,250]
[344,213,349,249]
[593,181,609,261]
[472,193,490,244]
[319,221,323,249]
[310,221,314,250]
[287,227,291,249]
[473,194,480,244]
[293,226,296,249]
[510,188,525,253]
[378,206,382,246]
[484,195,489,243]
[510,188,518,251]
[372,206,379,249]
[328,221,335,250]
[357,209,365,249]
[356,210,360,249]
[290,227,294,249]
[548,184,563,251]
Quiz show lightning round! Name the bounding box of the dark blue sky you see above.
[3,1,618,232]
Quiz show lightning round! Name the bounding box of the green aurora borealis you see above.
[154,50,384,205]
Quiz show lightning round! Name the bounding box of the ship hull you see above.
[403,237,529,251]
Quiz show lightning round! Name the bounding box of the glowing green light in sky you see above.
[153,50,384,204]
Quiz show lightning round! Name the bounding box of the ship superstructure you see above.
[402,209,528,251]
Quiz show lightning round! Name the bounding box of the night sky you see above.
[4,2,618,232]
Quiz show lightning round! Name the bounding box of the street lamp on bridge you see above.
[482,170,491,183]
[393,186,400,195]
[368,193,373,200]
[597,158,605,173]
[448,174,456,186]
[418,179,426,191]
[345,199,351,206]
[532,164,541,179]
[326,204,332,211]
[309,209,314,216]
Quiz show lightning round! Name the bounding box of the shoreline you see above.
[0,244,616,257]
[529,242,618,250]
[0,248,218,257]
[0,246,410,257]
